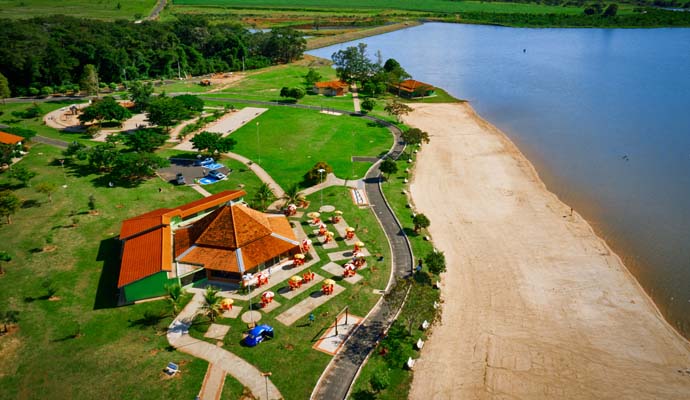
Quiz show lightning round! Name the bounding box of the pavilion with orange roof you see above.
[117,190,300,303]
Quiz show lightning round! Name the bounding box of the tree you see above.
[384,100,413,123]
[370,367,391,393]
[0,191,20,224]
[35,182,57,203]
[191,131,237,155]
[110,152,169,182]
[304,161,333,185]
[603,3,618,17]
[280,87,305,101]
[79,64,99,96]
[85,143,119,172]
[413,213,430,233]
[379,158,398,181]
[304,68,322,86]
[78,96,132,126]
[165,282,184,315]
[10,165,36,187]
[0,72,10,104]
[128,81,155,112]
[1,310,19,333]
[253,182,276,211]
[360,97,376,113]
[146,96,187,131]
[332,43,377,84]
[0,251,11,276]
[425,250,447,275]
[173,94,204,113]
[200,286,223,322]
[263,27,307,64]
[281,183,306,207]
[120,129,167,152]
[0,143,19,165]
[401,127,430,156]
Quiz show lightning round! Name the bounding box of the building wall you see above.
[123,271,175,303]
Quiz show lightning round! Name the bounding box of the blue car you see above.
[244,324,274,347]
[194,157,214,167]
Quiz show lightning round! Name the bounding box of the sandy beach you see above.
[405,103,690,399]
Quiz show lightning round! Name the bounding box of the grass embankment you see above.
[305,21,422,50]
[0,144,212,399]
[0,0,157,20]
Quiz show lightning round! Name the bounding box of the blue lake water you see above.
[309,23,690,337]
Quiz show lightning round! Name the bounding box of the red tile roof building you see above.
[117,190,299,302]
[389,79,436,98]
[0,131,24,145]
[312,80,350,96]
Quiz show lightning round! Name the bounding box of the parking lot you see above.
[158,158,231,185]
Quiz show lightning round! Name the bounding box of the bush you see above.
[425,251,446,275]
[304,161,333,185]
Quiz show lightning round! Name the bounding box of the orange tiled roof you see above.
[0,131,23,145]
[395,79,434,93]
[314,80,349,89]
[118,190,246,287]
[176,203,299,273]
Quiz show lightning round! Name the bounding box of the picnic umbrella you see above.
[344,263,356,270]
[326,231,334,237]
[334,210,343,215]
[323,278,335,286]
[289,275,302,283]
[355,241,365,247]
[221,298,234,306]
[345,227,355,232]
[262,291,275,300]
[307,212,320,219]
[294,253,305,259]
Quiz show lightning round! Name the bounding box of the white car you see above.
[208,170,226,180]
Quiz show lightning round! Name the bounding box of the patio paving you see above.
[277,273,325,300]
[332,218,361,244]
[259,300,281,313]
[313,314,364,355]
[327,248,371,262]
[313,230,339,250]
[241,310,262,324]
[319,205,335,213]
[222,306,243,319]
[292,221,319,260]
[275,284,346,326]
[321,262,363,284]
[205,323,230,341]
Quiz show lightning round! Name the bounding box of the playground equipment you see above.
[322,278,335,295]
[293,253,305,267]
[345,227,355,240]
[288,275,303,290]
[261,291,275,307]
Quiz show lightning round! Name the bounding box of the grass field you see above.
[0,0,157,20]
[172,0,585,15]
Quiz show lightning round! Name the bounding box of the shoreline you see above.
[404,102,690,398]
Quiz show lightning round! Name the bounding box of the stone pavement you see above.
[275,284,346,326]
[199,363,226,400]
[189,184,212,197]
[167,292,282,400]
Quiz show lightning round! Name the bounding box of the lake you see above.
[308,23,690,338]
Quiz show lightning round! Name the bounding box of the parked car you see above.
[175,173,186,185]
[208,170,226,180]
[194,157,214,166]
[244,325,274,347]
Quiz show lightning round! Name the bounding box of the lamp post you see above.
[256,121,261,165]
[261,371,272,400]
[317,168,325,208]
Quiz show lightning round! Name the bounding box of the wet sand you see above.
[405,103,690,399]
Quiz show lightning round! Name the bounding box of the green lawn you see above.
[0,144,210,400]
[224,105,392,189]
[0,100,93,146]
[0,0,157,20]
[173,0,586,15]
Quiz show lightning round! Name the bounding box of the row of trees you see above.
[0,15,306,95]
[331,43,411,97]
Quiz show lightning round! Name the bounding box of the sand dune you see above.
[405,103,690,399]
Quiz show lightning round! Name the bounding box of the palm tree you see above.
[281,183,305,208]
[200,286,223,322]
[253,183,276,211]
[165,282,184,315]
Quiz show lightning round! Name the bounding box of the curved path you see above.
[168,292,282,400]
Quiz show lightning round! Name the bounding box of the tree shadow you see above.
[128,310,168,330]
[21,199,41,209]
[351,390,376,400]
[93,237,121,309]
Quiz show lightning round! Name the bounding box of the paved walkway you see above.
[33,135,69,149]
[189,184,213,197]
[351,83,361,113]
[223,151,286,199]
[199,364,226,400]
[167,292,282,400]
